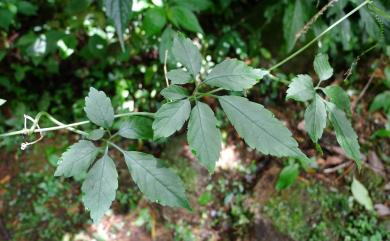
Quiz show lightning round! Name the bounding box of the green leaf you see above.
[17,1,38,16]
[168,6,203,34]
[118,116,153,140]
[323,85,351,114]
[172,34,202,77]
[0,9,14,30]
[0,99,6,106]
[254,68,269,80]
[304,94,327,143]
[173,0,213,12]
[313,53,333,81]
[384,66,390,88]
[153,99,191,139]
[369,91,390,113]
[143,7,166,36]
[219,96,307,160]
[283,0,308,52]
[325,102,361,168]
[159,27,176,63]
[54,140,99,177]
[87,129,105,141]
[160,85,189,101]
[84,87,115,129]
[123,151,190,209]
[167,69,192,85]
[371,129,390,139]
[82,152,118,223]
[351,177,373,211]
[204,59,258,91]
[198,191,214,206]
[286,74,315,102]
[103,0,132,51]
[187,101,222,172]
[275,163,299,191]
[66,0,92,14]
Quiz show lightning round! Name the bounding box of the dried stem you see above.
[295,0,339,41]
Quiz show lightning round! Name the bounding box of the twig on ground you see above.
[323,161,352,174]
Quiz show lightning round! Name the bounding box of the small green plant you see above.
[0,1,381,224]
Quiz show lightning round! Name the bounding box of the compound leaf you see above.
[103,0,132,50]
[82,152,118,223]
[153,99,191,139]
[351,177,373,211]
[123,151,190,209]
[314,53,333,81]
[167,69,192,85]
[204,59,258,91]
[161,85,189,101]
[172,35,202,77]
[118,116,153,140]
[326,101,361,168]
[219,96,307,160]
[54,140,99,177]
[84,87,115,129]
[187,101,222,172]
[304,94,327,143]
[323,85,351,114]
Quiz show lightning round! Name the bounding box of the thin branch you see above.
[323,161,352,174]
[0,112,154,138]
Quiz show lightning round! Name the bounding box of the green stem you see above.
[0,112,155,138]
[106,140,124,153]
[268,0,371,72]
[27,112,88,136]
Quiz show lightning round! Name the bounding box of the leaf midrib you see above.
[206,73,254,82]
[67,146,96,174]
[195,104,212,167]
[127,153,186,205]
[221,97,300,156]
[329,109,357,159]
